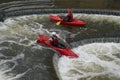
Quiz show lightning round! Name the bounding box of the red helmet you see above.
[68,9,72,13]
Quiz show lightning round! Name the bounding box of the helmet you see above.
[51,32,57,36]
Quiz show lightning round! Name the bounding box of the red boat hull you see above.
[36,34,78,58]
[49,15,86,26]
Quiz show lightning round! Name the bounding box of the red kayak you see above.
[36,34,78,58]
[49,15,86,26]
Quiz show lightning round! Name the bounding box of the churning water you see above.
[57,43,120,80]
[0,14,120,80]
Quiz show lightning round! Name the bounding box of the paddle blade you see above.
[56,21,61,25]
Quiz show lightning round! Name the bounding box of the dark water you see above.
[0,0,120,10]
[54,0,120,10]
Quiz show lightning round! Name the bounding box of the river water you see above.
[0,0,120,10]
[0,13,120,80]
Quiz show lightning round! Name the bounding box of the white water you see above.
[0,15,43,80]
[58,43,120,80]
[0,14,120,80]
[0,53,25,80]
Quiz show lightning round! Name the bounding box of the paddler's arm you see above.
[57,34,71,48]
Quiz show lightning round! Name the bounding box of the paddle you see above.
[56,21,61,25]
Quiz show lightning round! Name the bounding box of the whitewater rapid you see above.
[57,43,120,80]
[0,14,120,80]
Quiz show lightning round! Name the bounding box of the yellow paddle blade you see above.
[56,21,61,25]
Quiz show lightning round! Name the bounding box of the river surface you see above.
[0,13,120,80]
[0,0,120,10]
[0,1,120,80]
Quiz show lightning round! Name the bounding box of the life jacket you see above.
[67,14,73,22]
[51,35,59,45]
[63,10,73,22]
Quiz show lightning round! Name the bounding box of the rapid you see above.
[0,14,120,80]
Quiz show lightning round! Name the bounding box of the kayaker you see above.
[63,9,74,22]
[49,32,65,48]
